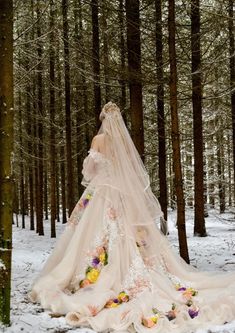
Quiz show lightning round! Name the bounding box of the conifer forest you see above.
[0,0,235,329]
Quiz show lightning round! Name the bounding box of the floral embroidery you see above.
[105,291,129,308]
[166,303,177,321]
[107,206,119,220]
[175,284,198,298]
[68,191,93,226]
[142,308,161,328]
[87,305,99,316]
[188,305,199,318]
[142,297,200,328]
[79,245,108,288]
[176,284,199,319]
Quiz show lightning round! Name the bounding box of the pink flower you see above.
[87,305,99,316]
[79,279,91,288]
[96,246,105,255]
[142,318,155,328]
[107,207,118,220]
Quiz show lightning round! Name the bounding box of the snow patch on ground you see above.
[1,209,235,333]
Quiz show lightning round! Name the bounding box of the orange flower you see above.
[79,279,91,288]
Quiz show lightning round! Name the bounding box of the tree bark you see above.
[0,0,14,324]
[191,0,207,236]
[91,0,102,129]
[125,0,144,161]
[36,0,44,236]
[155,0,167,220]
[62,0,75,216]
[49,0,56,237]
[168,0,190,263]
[228,0,235,205]
[18,91,25,228]
[118,0,127,117]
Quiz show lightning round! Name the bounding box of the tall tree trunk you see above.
[91,0,102,128]
[155,0,167,220]
[62,0,75,216]
[18,91,25,228]
[57,58,67,224]
[191,0,206,236]
[0,0,14,324]
[216,117,226,213]
[44,167,48,220]
[228,0,235,205]
[118,0,127,118]
[36,0,44,236]
[74,0,86,197]
[26,65,34,230]
[49,0,56,237]
[168,0,189,263]
[101,4,110,102]
[125,0,144,161]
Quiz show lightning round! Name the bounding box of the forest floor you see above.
[1,208,235,333]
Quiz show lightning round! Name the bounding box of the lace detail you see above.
[88,148,109,164]
[122,253,153,299]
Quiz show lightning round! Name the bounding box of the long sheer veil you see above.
[82,102,167,234]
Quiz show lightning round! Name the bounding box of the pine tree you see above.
[0,0,14,325]
[168,0,189,263]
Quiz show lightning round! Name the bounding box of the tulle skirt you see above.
[29,184,235,333]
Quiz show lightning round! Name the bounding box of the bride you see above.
[29,102,235,333]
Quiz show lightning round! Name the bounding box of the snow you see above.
[1,209,235,333]
[0,259,5,270]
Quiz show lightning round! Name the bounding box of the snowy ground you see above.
[1,209,235,333]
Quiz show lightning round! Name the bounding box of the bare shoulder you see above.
[91,133,105,151]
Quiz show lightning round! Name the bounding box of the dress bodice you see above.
[81,148,111,187]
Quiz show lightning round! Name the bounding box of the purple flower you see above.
[188,308,199,319]
[178,287,186,291]
[113,298,119,303]
[92,257,100,267]
[83,198,89,207]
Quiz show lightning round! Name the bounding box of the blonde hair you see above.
[99,102,120,121]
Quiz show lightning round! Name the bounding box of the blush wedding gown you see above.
[29,103,235,333]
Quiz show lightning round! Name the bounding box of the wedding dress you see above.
[29,102,235,333]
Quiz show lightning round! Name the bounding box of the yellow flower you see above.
[150,316,158,324]
[118,292,129,303]
[86,193,92,200]
[99,252,106,263]
[105,300,119,308]
[86,268,100,283]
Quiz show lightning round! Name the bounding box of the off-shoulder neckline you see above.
[89,148,107,160]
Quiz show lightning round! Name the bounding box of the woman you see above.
[29,102,235,333]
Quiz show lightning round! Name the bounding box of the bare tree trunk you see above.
[49,0,56,237]
[36,0,44,236]
[0,0,14,324]
[74,0,86,197]
[168,0,189,263]
[62,0,75,216]
[26,64,34,230]
[91,0,102,128]
[228,0,235,205]
[18,91,25,228]
[155,0,167,220]
[191,0,206,236]
[125,0,144,161]
[216,117,226,213]
[101,4,110,102]
[118,0,127,117]
[44,167,48,220]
